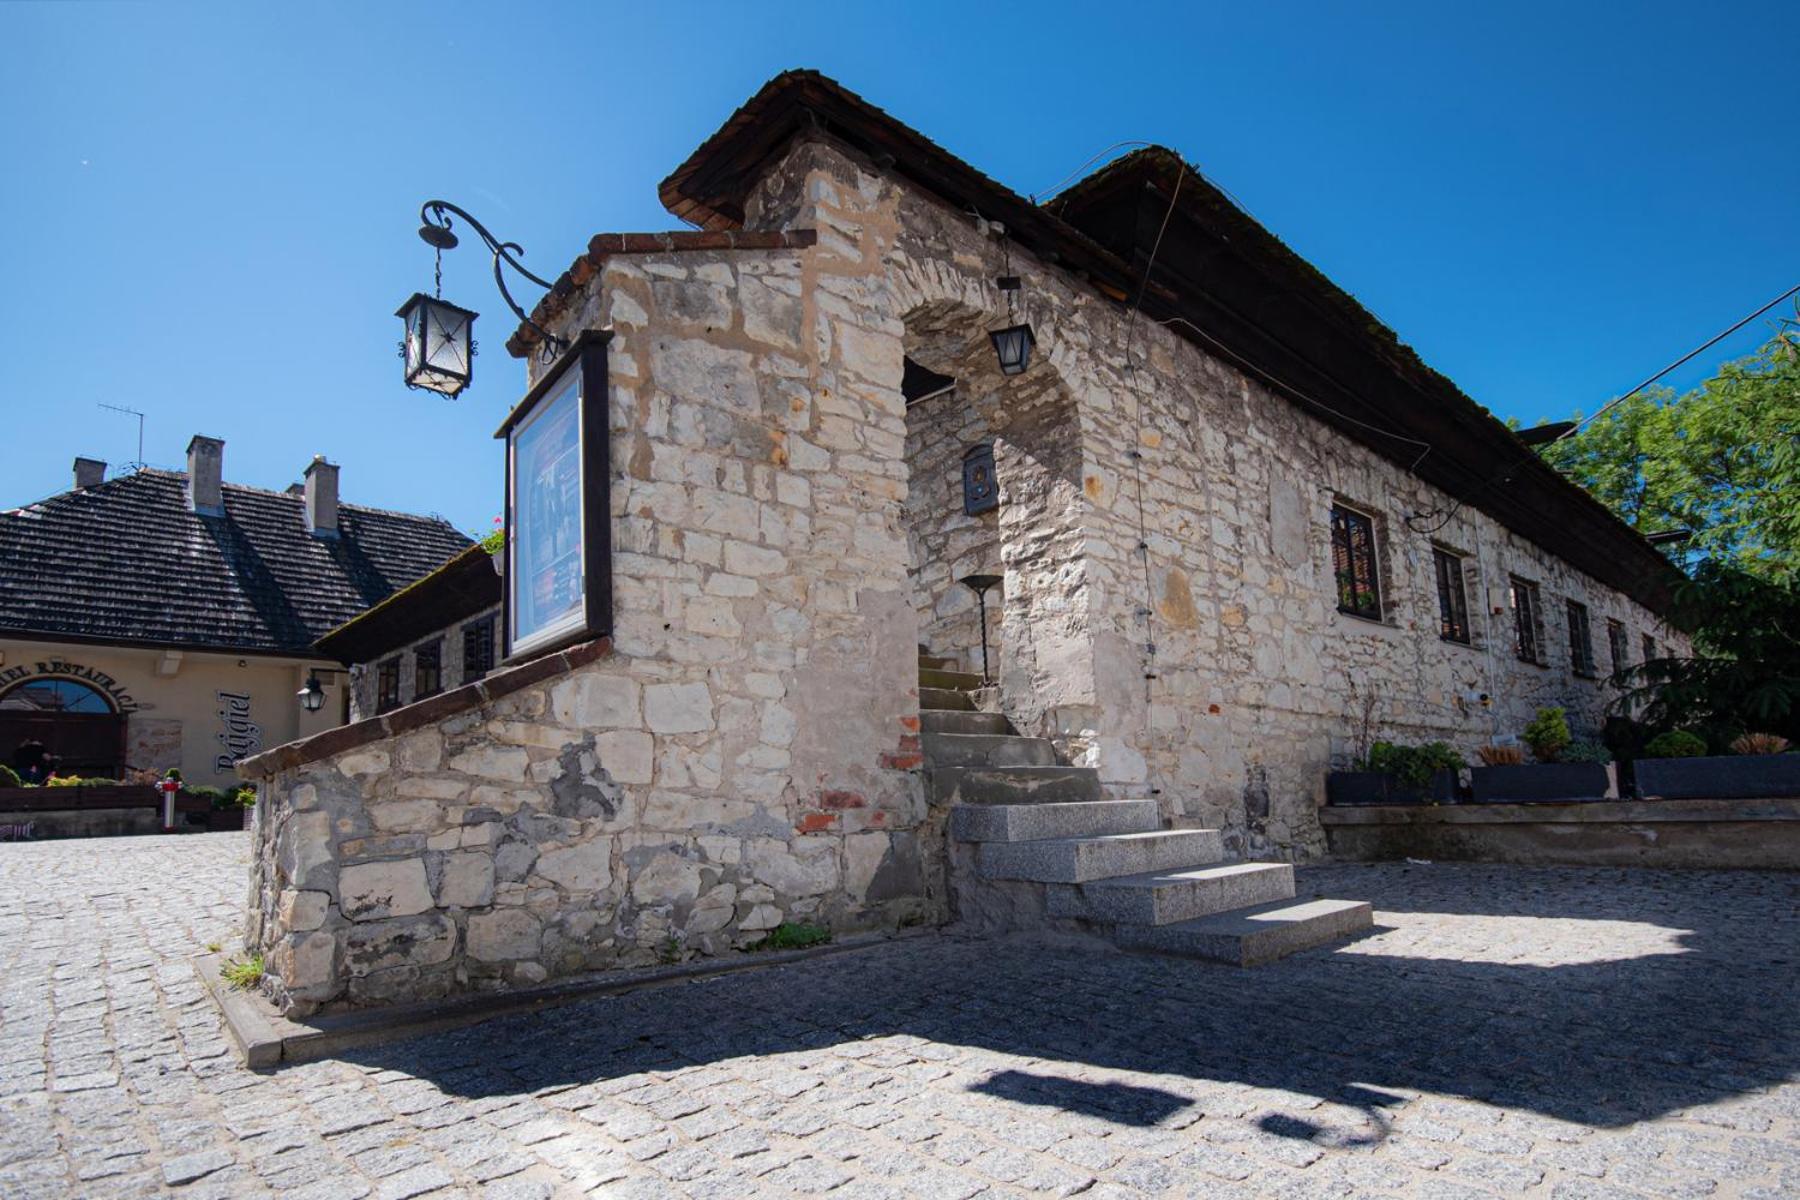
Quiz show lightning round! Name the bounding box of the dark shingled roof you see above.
[0,469,473,655]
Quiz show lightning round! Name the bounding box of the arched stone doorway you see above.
[0,678,125,780]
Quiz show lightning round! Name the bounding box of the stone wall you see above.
[902,386,1001,673]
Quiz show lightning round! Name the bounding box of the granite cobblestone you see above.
[1,835,1796,1197]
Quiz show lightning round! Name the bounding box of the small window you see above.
[375,658,401,714]
[1510,577,1545,664]
[1607,619,1629,677]
[1642,634,1657,664]
[1432,547,1471,644]
[1566,600,1595,677]
[1331,505,1382,621]
[962,444,998,515]
[462,616,496,683]
[414,641,442,700]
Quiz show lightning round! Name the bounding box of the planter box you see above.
[199,807,248,832]
[1637,754,1800,801]
[1471,763,1611,804]
[1327,769,1458,807]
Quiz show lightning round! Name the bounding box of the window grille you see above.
[1511,577,1545,664]
[1433,547,1471,644]
[1607,619,1629,677]
[1566,600,1596,677]
[1331,505,1382,620]
[463,615,497,683]
[415,641,443,700]
[376,658,401,714]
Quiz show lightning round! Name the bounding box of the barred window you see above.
[1511,577,1545,664]
[1566,600,1596,677]
[1607,619,1629,676]
[1643,633,1657,664]
[376,658,401,714]
[1331,505,1382,621]
[462,615,496,683]
[1433,547,1471,644]
[415,641,442,700]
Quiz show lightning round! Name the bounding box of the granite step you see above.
[919,686,976,712]
[977,828,1227,884]
[950,798,1160,843]
[930,765,1102,806]
[920,710,1013,736]
[1046,861,1295,926]
[921,732,1057,769]
[1112,897,1374,965]
[919,666,985,692]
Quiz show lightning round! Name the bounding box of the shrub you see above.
[183,784,251,810]
[1730,732,1791,755]
[46,775,122,788]
[1643,730,1708,758]
[756,922,832,952]
[1478,744,1526,766]
[1564,739,1613,764]
[0,764,19,789]
[1522,707,1572,762]
[1363,741,1463,788]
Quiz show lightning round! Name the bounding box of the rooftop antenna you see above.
[98,403,146,470]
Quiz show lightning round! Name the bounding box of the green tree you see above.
[1538,332,1800,579]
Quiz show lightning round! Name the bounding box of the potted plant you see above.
[1327,740,1464,806]
[1470,707,1613,803]
[1636,730,1800,800]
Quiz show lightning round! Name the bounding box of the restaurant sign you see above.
[0,660,139,712]
[495,331,612,661]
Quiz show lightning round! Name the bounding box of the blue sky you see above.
[3,2,1794,535]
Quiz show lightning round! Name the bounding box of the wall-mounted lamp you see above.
[297,673,326,714]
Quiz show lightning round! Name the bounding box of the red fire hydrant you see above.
[158,778,179,833]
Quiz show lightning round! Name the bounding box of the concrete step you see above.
[922,732,1057,768]
[978,828,1227,884]
[920,686,976,712]
[950,799,1161,843]
[917,654,956,671]
[920,710,1013,736]
[929,765,1102,806]
[1047,861,1295,926]
[919,666,985,692]
[1113,898,1374,965]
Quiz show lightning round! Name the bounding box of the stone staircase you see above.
[919,647,1372,965]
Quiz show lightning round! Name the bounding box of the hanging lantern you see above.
[397,292,478,397]
[296,673,326,713]
[990,323,1035,376]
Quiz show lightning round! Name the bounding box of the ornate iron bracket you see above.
[419,200,569,359]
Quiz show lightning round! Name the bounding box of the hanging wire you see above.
[1030,141,1155,204]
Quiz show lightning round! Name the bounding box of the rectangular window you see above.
[1643,633,1657,664]
[462,616,496,683]
[414,641,442,700]
[1566,600,1596,677]
[1511,576,1544,664]
[376,657,401,714]
[1432,547,1471,644]
[1607,619,1629,677]
[1331,504,1382,621]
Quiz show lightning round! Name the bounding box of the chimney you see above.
[73,457,106,489]
[186,435,224,514]
[303,455,340,538]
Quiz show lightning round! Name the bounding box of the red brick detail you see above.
[819,790,867,810]
[796,811,836,834]
[880,752,924,770]
[1208,703,1222,715]
[898,715,920,733]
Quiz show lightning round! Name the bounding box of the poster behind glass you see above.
[509,369,585,654]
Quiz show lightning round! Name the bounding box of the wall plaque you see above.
[962,443,998,515]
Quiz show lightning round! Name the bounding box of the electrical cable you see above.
[1030,142,1154,204]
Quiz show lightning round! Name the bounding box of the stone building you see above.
[239,72,1686,1015]
[0,440,470,784]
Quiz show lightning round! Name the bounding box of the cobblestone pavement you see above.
[2,834,1797,1199]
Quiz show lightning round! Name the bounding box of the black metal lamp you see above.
[989,229,1036,376]
[958,573,1004,685]
[398,200,568,397]
[297,674,326,713]
[397,292,478,397]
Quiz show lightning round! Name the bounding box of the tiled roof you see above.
[0,470,472,654]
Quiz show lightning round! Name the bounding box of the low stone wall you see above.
[0,806,164,839]
[1319,798,1800,870]
[239,639,932,1017]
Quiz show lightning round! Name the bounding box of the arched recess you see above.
[0,678,126,779]
[897,296,1093,742]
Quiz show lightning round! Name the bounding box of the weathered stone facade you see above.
[244,92,1687,1013]
[345,604,499,722]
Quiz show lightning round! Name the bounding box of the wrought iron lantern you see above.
[297,673,326,713]
[397,200,567,398]
[397,292,478,397]
[989,321,1035,376]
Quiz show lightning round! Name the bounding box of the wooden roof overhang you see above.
[655,70,1680,615]
[313,542,500,666]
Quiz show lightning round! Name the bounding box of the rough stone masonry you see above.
[240,95,1686,1015]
